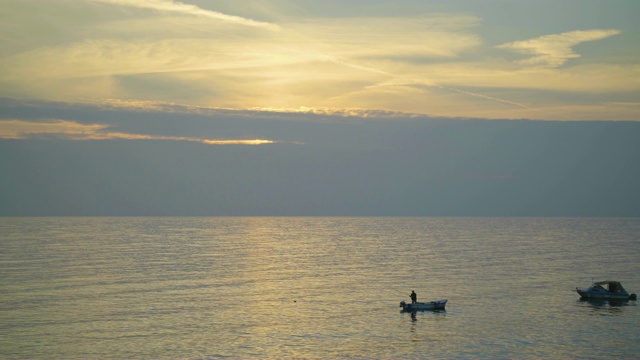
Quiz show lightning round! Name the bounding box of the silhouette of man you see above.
[410,290,417,304]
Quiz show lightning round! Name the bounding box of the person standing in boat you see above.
[410,291,417,304]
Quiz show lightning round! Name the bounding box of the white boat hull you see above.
[400,299,447,311]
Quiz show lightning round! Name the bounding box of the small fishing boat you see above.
[399,299,447,311]
[576,280,637,300]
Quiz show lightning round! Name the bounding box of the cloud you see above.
[90,0,279,30]
[286,15,482,60]
[0,119,275,145]
[0,119,109,140]
[1,1,638,121]
[497,29,621,67]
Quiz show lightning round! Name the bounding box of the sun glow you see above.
[0,119,276,145]
[201,139,275,145]
[1,1,638,120]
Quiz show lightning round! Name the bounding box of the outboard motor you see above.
[630,293,637,300]
[400,300,406,308]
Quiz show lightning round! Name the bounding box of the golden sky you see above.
[1,0,639,121]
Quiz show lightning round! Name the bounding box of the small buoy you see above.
[630,293,637,300]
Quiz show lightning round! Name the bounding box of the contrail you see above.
[335,76,532,110]
[91,0,279,30]
[434,84,531,109]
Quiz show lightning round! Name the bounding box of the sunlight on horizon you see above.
[0,119,276,145]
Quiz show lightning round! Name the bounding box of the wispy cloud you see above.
[497,29,621,68]
[1,1,638,121]
[286,15,481,60]
[0,119,275,145]
[91,0,279,30]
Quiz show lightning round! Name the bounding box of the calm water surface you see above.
[1,217,639,359]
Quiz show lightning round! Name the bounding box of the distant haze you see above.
[1,101,638,216]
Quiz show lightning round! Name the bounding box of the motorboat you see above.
[576,280,636,300]
[399,299,447,311]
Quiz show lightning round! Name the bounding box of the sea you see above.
[1,217,639,359]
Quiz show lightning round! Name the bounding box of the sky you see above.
[1,0,640,216]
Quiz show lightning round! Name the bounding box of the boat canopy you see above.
[593,281,627,292]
